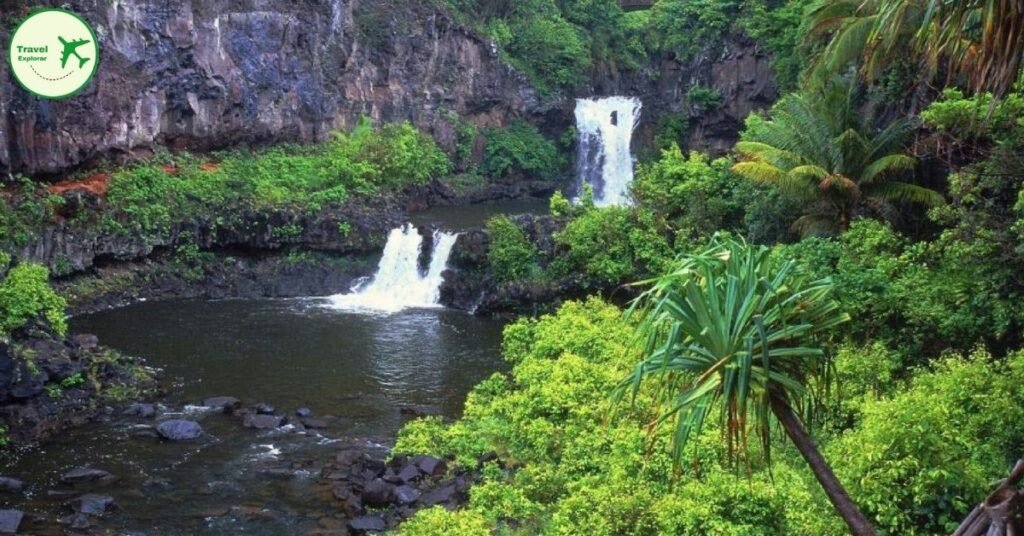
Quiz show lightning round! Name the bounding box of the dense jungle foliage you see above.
[2,0,1023,534]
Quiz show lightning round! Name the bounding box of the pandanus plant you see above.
[615,237,876,536]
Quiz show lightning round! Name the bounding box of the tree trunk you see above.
[770,394,877,536]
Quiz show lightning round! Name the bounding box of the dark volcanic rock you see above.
[348,515,387,534]
[255,403,276,415]
[301,416,331,429]
[0,477,24,493]
[0,1,542,177]
[203,396,241,413]
[61,467,115,484]
[0,510,23,535]
[397,464,422,484]
[361,478,395,508]
[123,403,157,418]
[73,494,116,516]
[0,343,13,402]
[157,420,204,441]
[414,456,447,477]
[394,485,421,505]
[420,484,457,507]
[244,414,285,430]
[9,361,47,399]
[72,334,100,351]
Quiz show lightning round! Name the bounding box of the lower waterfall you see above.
[326,224,458,313]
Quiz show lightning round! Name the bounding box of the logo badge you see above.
[7,9,99,99]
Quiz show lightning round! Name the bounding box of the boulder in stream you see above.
[123,403,157,418]
[348,515,386,534]
[61,467,115,484]
[0,510,23,534]
[157,420,204,441]
[244,414,284,430]
[73,494,116,516]
[202,396,241,413]
[0,477,24,493]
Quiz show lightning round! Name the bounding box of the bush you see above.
[482,121,563,181]
[0,263,67,336]
[395,506,491,536]
[486,215,541,282]
[830,349,1024,534]
[102,119,450,237]
[551,207,672,287]
[394,297,850,533]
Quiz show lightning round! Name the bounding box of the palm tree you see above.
[615,237,876,536]
[809,0,1024,97]
[732,79,943,235]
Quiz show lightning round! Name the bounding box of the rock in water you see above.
[123,403,157,418]
[0,477,24,493]
[0,510,23,534]
[74,494,116,516]
[244,414,284,430]
[157,420,204,441]
[255,403,276,415]
[61,467,115,484]
[348,515,386,533]
[295,407,312,418]
[202,396,240,413]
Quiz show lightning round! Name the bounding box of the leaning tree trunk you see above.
[770,395,877,536]
[953,459,1024,536]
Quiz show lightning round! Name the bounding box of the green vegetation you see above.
[618,237,873,534]
[486,215,540,283]
[99,119,449,238]
[733,78,943,236]
[441,0,816,93]
[0,263,67,336]
[482,121,563,181]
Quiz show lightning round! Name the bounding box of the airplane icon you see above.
[58,36,91,69]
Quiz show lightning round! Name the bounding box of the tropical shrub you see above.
[0,263,67,336]
[734,78,943,236]
[550,207,672,287]
[830,349,1024,534]
[482,121,563,180]
[486,215,540,282]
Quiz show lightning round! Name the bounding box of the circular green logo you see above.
[7,9,99,99]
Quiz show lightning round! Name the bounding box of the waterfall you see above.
[575,96,642,206]
[326,225,458,313]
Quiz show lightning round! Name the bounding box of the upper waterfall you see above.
[326,225,458,313]
[574,96,642,206]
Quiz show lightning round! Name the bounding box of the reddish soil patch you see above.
[48,173,111,197]
[162,165,179,175]
[200,162,221,172]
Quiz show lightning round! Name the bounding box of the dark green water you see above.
[0,299,507,534]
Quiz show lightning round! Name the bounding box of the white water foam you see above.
[575,96,642,206]
[325,224,458,313]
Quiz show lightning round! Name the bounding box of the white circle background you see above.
[9,10,99,98]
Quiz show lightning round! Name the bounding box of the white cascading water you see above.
[575,96,642,206]
[326,225,458,313]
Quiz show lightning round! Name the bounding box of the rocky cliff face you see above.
[590,35,778,156]
[0,0,542,176]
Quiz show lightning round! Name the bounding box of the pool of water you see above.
[0,299,507,534]
[409,197,549,230]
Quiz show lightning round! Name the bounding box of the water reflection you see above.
[0,299,507,534]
